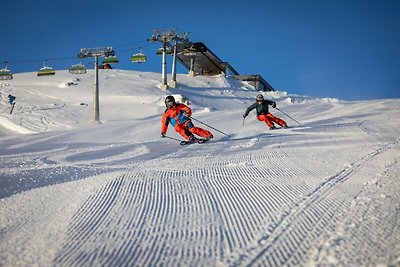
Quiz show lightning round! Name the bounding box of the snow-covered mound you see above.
[0,69,339,139]
[0,69,399,267]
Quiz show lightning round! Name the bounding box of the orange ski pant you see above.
[257,113,286,128]
[174,121,213,140]
[174,124,193,140]
[188,126,213,139]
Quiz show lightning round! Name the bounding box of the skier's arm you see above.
[180,104,192,117]
[244,103,257,117]
[161,113,170,135]
[265,100,276,108]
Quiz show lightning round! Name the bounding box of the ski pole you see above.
[242,117,246,126]
[275,107,302,126]
[10,103,16,115]
[189,116,229,136]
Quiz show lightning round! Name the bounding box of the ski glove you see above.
[243,114,247,118]
[272,103,277,108]
[182,111,190,117]
[161,132,165,138]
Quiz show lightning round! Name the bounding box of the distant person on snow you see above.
[243,94,288,130]
[161,95,213,142]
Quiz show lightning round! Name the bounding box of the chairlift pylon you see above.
[130,48,147,63]
[0,61,13,80]
[37,60,55,76]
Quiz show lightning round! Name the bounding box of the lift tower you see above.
[148,29,190,89]
[78,47,115,124]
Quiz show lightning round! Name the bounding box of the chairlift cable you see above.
[1,37,158,73]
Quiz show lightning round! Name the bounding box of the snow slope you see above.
[0,70,399,266]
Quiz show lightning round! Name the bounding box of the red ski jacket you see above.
[161,103,192,134]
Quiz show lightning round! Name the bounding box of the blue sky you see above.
[2,0,399,100]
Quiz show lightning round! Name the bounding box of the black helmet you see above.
[256,94,264,101]
[165,95,175,107]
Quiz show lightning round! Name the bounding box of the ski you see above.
[180,138,210,146]
[197,138,210,144]
[269,125,290,131]
[180,140,194,146]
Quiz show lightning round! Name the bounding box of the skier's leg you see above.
[189,127,213,139]
[257,114,274,128]
[175,124,194,140]
[266,113,287,126]
[186,121,213,139]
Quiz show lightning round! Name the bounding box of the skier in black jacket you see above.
[243,94,288,130]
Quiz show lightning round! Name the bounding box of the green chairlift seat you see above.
[69,63,87,74]
[0,61,13,80]
[37,60,55,76]
[180,47,197,57]
[102,56,119,64]
[130,52,147,63]
[156,48,172,55]
[0,67,13,80]
[37,66,55,76]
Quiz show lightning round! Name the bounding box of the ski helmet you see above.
[256,94,264,101]
[165,95,175,107]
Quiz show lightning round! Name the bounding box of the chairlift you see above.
[156,48,172,55]
[180,47,197,57]
[0,62,13,80]
[130,48,147,63]
[37,60,55,76]
[69,62,87,74]
[102,56,119,64]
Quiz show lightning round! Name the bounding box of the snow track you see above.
[33,124,397,266]
[241,139,400,266]
[1,124,399,266]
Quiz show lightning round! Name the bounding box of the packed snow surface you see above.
[0,70,399,266]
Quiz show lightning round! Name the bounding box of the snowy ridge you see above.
[0,70,400,266]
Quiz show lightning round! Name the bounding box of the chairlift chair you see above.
[0,62,13,80]
[69,63,87,74]
[102,56,119,64]
[156,48,172,55]
[37,60,55,76]
[180,47,197,57]
[130,48,147,63]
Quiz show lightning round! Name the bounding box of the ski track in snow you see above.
[1,72,400,266]
[17,124,394,266]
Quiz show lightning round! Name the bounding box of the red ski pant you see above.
[174,124,193,140]
[257,113,286,128]
[174,121,213,140]
[189,126,213,139]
